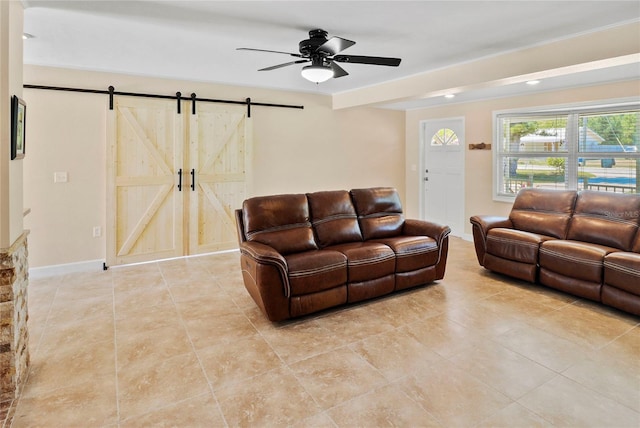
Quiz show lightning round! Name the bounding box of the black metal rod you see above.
[191,93,196,115]
[177,168,182,191]
[191,168,195,191]
[176,92,181,114]
[246,97,251,118]
[23,84,304,111]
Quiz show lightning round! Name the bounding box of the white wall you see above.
[23,66,405,268]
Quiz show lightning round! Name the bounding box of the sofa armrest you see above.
[469,215,513,266]
[403,219,451,245]
[239,241,290,297]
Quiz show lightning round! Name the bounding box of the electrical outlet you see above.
[93,226,102,238]
[54,172,68,183]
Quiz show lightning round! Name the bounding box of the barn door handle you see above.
[177,168,183,191]
[190,169,196,191]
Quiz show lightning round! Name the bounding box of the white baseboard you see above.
[448,231,474,242]
[29,259,105,279]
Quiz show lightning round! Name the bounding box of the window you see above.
[431,128,459,146]
[495,104,639,200]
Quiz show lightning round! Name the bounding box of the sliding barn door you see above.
[107,98,185,265]
[188,104,252,254]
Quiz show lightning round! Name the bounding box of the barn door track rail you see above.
[23,84,304,117]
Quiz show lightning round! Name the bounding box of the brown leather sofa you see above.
[235,187,451,321]
[471,188,640,316]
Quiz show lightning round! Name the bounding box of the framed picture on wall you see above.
[11,95,26,160]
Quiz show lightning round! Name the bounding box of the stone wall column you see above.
[0,232,29,423]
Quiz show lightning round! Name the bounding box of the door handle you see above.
[177,168,182,191]
[190,169,196,191]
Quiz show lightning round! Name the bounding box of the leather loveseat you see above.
[235,187,451,321]
[470,188,640,315]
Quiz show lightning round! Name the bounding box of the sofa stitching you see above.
[312,214,357,226]
[288,261,347,278]
[605,260,640,276]
[347,253,396,266]
[240,247,291,297]
[573,213,639,228]
[487,235,539,248]
[511,208,570,215]
[395,246,438,258]
[540,247,603,267]
[360,213,403,219]
[246,222,312,240]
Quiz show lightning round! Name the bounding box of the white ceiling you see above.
[21,1,640,109]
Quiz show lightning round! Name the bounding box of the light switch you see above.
[54,172,68,183]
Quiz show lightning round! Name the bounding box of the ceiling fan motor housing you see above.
[299,29,330,56]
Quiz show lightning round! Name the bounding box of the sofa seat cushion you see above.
[325,242,396,282]
[539,240,618,283]
[372,236,438,272]
[285,250,347,296]
[604,252,640,296]
[486,228,556,264]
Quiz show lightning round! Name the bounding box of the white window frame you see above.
[493,98,640,202]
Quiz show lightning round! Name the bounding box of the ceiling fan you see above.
[237,29,401,83]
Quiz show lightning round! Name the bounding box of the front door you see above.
[421,118,465,236]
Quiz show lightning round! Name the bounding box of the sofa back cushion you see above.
[567,190,640,251]
[242,194,318,255]
[509,188,577,239]
[307,190,363,247]
[350,187,404,240]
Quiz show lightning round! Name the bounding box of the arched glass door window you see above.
[431,128,459,146]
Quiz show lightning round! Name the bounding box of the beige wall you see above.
[404,79,640,235]
[21,69,640,269]
[0,1,24,249]
[23,66,405,268]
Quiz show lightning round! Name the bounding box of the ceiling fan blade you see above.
[318,36,356,56]
[237,47,305,58]
[330,62,349,78]
[333,55,401,67]
[258,59,309,71]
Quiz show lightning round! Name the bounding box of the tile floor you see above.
[9,237,640,427]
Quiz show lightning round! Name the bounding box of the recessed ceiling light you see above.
[444,94,455,99]
[22,33,34,40]
[526,80,541,85]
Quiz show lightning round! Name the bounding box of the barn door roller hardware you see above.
[24,84,304,116]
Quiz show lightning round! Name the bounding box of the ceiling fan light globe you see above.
[301,65,334,83]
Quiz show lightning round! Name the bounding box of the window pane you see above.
[578,111,639,154]
[500,116,568,153]
[579,157,639,194]
[499,156,569,194]
[431,128,459,146]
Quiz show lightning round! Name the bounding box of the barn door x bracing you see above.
[107,98,252,266]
